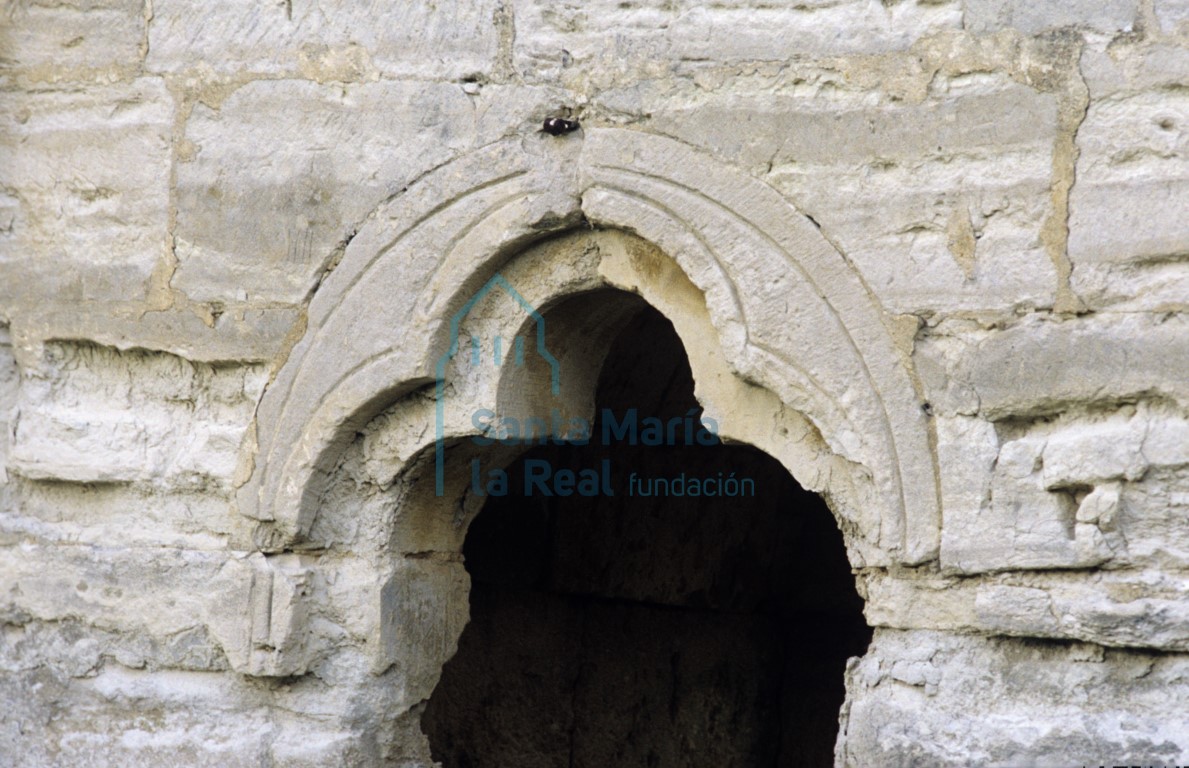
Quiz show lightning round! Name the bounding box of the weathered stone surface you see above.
[8,342,266,489]
[0,1,1186,765]
[0,79,172,308]
[939,400,1189,574]
[1070,44,1189,310]
[206,552,315,676]
[145,0,502,80]
[515,0,962,86]
[1067,91,1189,264]
[0,326,16,486]
[1155,0,1189,35]
[1,542,235,646]
[841,630,1189,767]
[753,77,1059,313]
[963,0,1138,34]
[936,313,1189,419]
[864,569,1189,650]
[10,304,304,366]
[944,433,1094,572]
[0,0,145,82]
[174,80,556,305]
[4,480,245,551]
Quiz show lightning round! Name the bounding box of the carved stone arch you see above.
[238,128,940,565]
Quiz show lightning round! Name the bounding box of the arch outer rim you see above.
[239,128,940,564]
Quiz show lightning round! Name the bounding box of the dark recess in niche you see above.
[422,302,871,767]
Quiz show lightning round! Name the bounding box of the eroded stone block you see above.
[174,80,556,305]
[376,558,470,697]
[963,0,1138,34]
[206,552,315,677]
[957,314,1189,419]
[8,342,265,490]
[841,629,1189,766]
[0,80,172,307]
[515,0,962,85]
[146,0,501,80]
[0,0,144,81]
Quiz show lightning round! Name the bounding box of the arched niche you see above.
[236,128,939,566]
[355,233,879,762]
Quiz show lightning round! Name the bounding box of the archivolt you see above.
[237,128,940,564]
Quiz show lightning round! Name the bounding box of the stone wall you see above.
[1,1,1187,765]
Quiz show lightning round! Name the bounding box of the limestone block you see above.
[1068,92,1189,265]
[941,401,1175,572]
[1041,415,1148,488]
[974,584,1060,635]
[992,438,1082,566]
[1155,0,1189,35]
[1113,469,1189,568]
[1070,255,1189,312]
[0,80,172,307]
[1080,44,1189,100]
[0,543,234,652]
[663,78,1058,171]
[6,478,248,552]
[940,424,1130,573]
[205,553,314,677]
[756,78,1059,313]
[1049,574,1189,649]
[936,415,998,559]
[145,0,501,80]
[862,572,979,632]
[0,326,17,485]
[956,314,1189,419]
[963,0,1138,34]
[1143,415,1189,467]
[514,0,962,85]
[12,304,304,366]
[0,618,227,680]
[9,408,152,483]
[1071,45,1189,310]
[865,569,1189,650]
[51,667,276,767]
[840,629,1189,766]
[2,659,367,766]
[376,558,470,698]
[8,342,266,490]
[0,0,144,81]
[174,80,556,305]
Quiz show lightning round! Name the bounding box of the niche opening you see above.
[422,301,871,767]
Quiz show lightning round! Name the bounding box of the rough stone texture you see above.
[515,0,963,86]
[841,629,1189,766]
[173,79,556,305]
[1069,42,1189,311]
[0,0,1187,765]
[145,0,502,80]
[964,0,1138,35]
[0,0,147,83]
[0,79,172,307]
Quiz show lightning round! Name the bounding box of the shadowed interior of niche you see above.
[422,302,871,767]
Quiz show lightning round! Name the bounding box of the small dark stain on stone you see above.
[542,117,580,136]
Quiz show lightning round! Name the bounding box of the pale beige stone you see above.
[0,80,173,307]
[0,1,1187,764]
[145,0,502,80]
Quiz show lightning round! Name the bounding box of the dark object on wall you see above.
[542,117,580,135]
